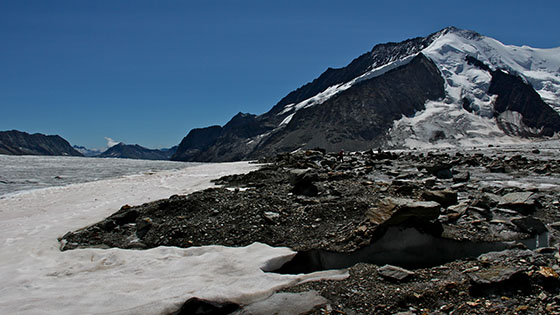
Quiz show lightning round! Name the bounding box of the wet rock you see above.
[421,190,458,207]
[366,198,441,226]
[173,297,239,315]
[499,191,539,214]
[378,264,415,281]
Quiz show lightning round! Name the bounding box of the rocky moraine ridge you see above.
[62,145,560,314]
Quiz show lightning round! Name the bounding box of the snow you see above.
[0,162,347,314]
[388,29,560,148]
[388,100,528,149]
[423,31,560,110]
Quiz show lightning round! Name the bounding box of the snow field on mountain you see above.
[0,161,346,314]
[423,30,560,109]
[387,30,560,148]
[275,28,560,148]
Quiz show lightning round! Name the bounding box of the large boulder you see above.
[499,192,539,214]
[367,198,441,226]
[421,190,458,207]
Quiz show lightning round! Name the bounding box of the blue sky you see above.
[1,0,559,149]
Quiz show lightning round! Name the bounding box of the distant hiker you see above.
[338,150,344,162]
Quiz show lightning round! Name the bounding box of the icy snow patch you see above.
[0,162,347,314]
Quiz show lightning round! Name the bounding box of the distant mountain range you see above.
[171,26,560,162]
[0,130,83,156]
[0,130,176,161]
[73,145,104,157]
[96,143,177,160]
[4,27,560,162]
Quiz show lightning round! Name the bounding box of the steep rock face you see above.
[98,143,176,160]
[489,70,560,137]
[263,30,445,123]
[171,126,223,161]
[251,54,445,156]
[171,113,275,162]
[0,130,83,156]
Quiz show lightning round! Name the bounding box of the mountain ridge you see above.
[168,26,560,161]
[98,143,177,160]
[0,130,83,157]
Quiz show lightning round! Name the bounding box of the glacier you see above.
[0,161,346,314]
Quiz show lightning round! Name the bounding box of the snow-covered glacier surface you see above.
[0,155,195,196]
[0,161,346,314]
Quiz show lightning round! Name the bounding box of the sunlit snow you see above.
[0,161,346,314]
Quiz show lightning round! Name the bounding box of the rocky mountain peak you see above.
[172,27,560,162]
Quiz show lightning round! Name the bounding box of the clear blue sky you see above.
[1,0,559,149]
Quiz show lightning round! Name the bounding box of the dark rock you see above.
[472,193,502,210]
[173,297,239,315]
[453,171,470,183]
[487,161,506,173]
[499,192,539,214]
[425,164,453,179]
[367,198,441,226]
[511,217,547,235]
[136,217,153,239]
[378,264,415,281]
[490,69,560,137]
[291,170,319,197]
[469,266,531,296]
[421,190,458,207]
[112,209,139,226]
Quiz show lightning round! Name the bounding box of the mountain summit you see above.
[172,27,560,162]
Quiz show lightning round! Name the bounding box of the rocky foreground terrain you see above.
[61,144,560,314]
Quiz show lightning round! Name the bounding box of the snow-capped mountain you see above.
[172,27,560,162]
[98,143,178,160]
[73,145,104,157]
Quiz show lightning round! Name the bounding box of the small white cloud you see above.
[104,137,119,148]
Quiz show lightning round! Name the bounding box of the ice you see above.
[0,162,347,314]
[0,155,194,196]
